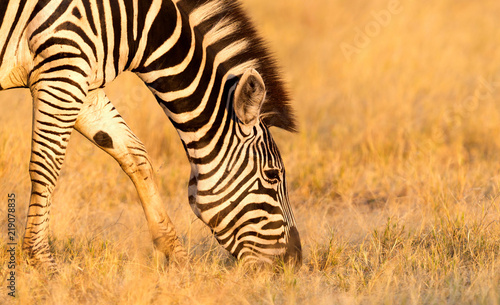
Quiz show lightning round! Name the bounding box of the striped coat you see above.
[0,0,301,270]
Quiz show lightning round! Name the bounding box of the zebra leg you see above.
[74,89,188,264]
[23,80,88,272]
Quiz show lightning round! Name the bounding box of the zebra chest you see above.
[0,66,30,90]
[0,29,33,90]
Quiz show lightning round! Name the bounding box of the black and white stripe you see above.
[0,0,301,269]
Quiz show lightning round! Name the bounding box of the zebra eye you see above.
[264,169,281,183]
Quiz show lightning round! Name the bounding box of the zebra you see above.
[0,0,302,270]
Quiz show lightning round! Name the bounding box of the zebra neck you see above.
[133,0,257,143]
[171,75,240,164]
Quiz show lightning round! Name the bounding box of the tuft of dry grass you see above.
[2,0,500,304]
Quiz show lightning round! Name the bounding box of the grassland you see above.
[1,0,500,304]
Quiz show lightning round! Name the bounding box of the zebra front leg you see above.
[23,81,87,272]
[74,89,187,264]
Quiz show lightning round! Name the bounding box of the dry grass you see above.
[2,0,500,304]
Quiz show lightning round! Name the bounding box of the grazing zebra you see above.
[0,0,302,270]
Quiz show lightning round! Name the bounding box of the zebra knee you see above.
[119,151,153,181]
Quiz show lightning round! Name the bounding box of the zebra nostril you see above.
[284,226,302,267]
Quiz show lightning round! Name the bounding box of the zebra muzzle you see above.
[284,226,302,267]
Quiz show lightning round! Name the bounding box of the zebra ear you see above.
[234,69,266,126]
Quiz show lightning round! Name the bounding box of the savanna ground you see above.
[2,0,500,304]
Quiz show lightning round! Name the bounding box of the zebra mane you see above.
[178,0,298,132]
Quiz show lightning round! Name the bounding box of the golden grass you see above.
[2,0,500,303]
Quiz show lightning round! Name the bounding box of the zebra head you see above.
[188,69,302,266]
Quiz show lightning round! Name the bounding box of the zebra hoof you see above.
[24,255,58,275]
[22,244,58,274]
[153,245,189,269]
